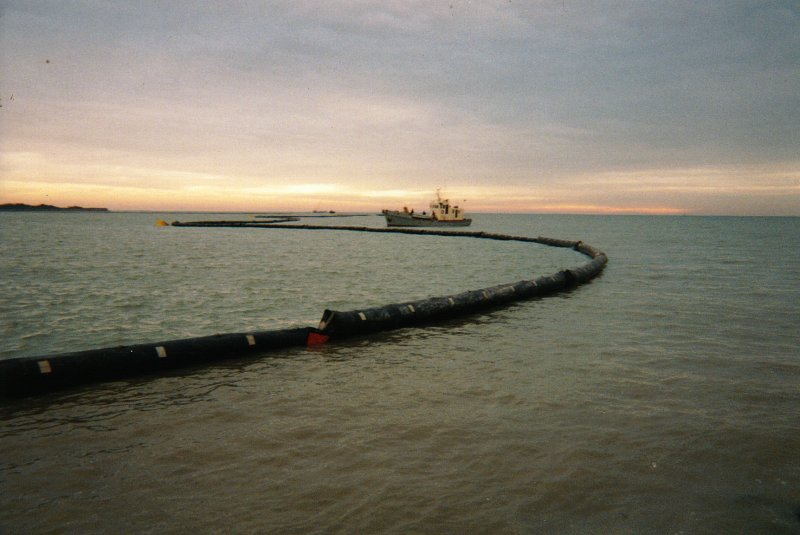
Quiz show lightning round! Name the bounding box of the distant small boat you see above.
[382,190,471,227]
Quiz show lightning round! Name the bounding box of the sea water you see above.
[1,212,799,533]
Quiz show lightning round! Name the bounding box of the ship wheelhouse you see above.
[429,191,463,222]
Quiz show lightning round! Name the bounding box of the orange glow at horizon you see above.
[2,182,686,215]
[515,204,686,216]
[2,163,798,216]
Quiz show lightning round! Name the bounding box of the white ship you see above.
[382,190,471,227]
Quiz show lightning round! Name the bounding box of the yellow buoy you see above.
[155,219,169,227]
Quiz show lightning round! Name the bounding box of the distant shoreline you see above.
[0,203,109,212]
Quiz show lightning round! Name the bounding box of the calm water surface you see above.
[1,212,799,534]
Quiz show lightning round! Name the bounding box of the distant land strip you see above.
[0,203,109,212]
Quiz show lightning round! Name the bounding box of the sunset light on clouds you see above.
[1,1,798,215]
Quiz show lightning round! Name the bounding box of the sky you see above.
[1,1,798,215]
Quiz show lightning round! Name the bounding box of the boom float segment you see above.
[0,223,607,398]
[0,328,316,398]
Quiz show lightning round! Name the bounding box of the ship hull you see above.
[383,210,472,227]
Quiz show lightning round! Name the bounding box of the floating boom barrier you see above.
[0,222,608,398]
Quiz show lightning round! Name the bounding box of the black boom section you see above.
[1,222,607,398]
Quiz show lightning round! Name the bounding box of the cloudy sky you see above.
[1,1,798,214]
